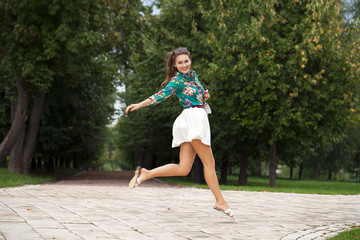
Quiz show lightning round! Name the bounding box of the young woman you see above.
[125,47,235,219]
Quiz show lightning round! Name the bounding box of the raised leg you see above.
[138,142,196,182]
[190,139,231,213]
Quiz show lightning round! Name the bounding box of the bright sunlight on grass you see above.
[160,175,360,195]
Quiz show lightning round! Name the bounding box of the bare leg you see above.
[190,139,231,212]
[138,142,196,183]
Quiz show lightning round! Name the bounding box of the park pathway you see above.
[0,171,359,240]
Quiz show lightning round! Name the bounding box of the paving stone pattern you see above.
[0,171,359,240]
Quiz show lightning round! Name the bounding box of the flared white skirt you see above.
[172,108,211,148]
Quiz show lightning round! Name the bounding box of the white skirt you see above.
[172,108,211,148]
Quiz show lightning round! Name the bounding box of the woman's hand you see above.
[204,90,210,101]
[125,98,152,114]
[125,103,141,114]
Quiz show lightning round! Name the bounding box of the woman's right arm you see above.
[150,77,181,105]
[125,77,182,114]
[125,98,152,115]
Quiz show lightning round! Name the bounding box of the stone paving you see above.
[0,171,359,240]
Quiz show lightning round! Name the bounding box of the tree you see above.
[300,126,360,180]
[37,58,117,170]
[0,0,121,173]
[198,0,360,187]
[116,0,360,187]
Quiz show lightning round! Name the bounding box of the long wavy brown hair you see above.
[161,47,191,87]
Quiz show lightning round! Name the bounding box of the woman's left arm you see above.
[204,89,210,101]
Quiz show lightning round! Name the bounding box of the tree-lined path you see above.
[0,171,359,240]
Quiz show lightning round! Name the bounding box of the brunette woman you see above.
[125,47,235,219]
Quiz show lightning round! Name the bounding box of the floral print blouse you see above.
[149,71,205,108]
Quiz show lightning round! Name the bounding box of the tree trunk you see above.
[60,156,64,167]
[193,155,205,184]
[8,97,26,173]
[0,78,28,168]
[135,144,143,167]
[0,144,6,167]
[328,167,332,180]
[219,156,228,185]
[315,160,321,180]
[290,161,294,179]
[73,157,79,169]
[238,146,248,186]
[22,94,45,174]
[144,152,153,170]
[0,155,5,168]
[298,162,303,179]
[82,160,89,171]
[54,157,59,167]
[37,156,42,169]
[269,141,277,187]
[65,157,71,168]
[31,157,36,170]
[47,156,54,173]
[151,154,157,169]
[8,126,25,173]
[256,159,262,177]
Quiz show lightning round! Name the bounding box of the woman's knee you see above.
[203,161,215,170]
[178,165,192,176]
[200,156,215,169]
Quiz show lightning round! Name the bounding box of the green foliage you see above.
[114,1,182,167]
[1,0,112,93]
[98,127,126,170]
[301,127,360,181]
[38,67,116,166]
[202,0,360,146]
[0,0,129,169]
[114,0,360,180]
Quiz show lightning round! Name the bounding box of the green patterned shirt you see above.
[149,71,205,108]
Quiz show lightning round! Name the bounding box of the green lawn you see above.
[327,227,360,240]
[160,175,360,195]
[0,168,79,188]
[1,168,359,195]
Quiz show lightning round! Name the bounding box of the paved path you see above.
[0,171,359,240]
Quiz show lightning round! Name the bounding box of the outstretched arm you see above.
[125,98,152,114]
[125,76,181,115]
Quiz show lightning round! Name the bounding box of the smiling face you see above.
[174,54,191,75]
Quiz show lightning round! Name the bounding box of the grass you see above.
[327,227,360,239]
[0,168,79,188]
[1,167,359,195]
[160,175,360,195]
